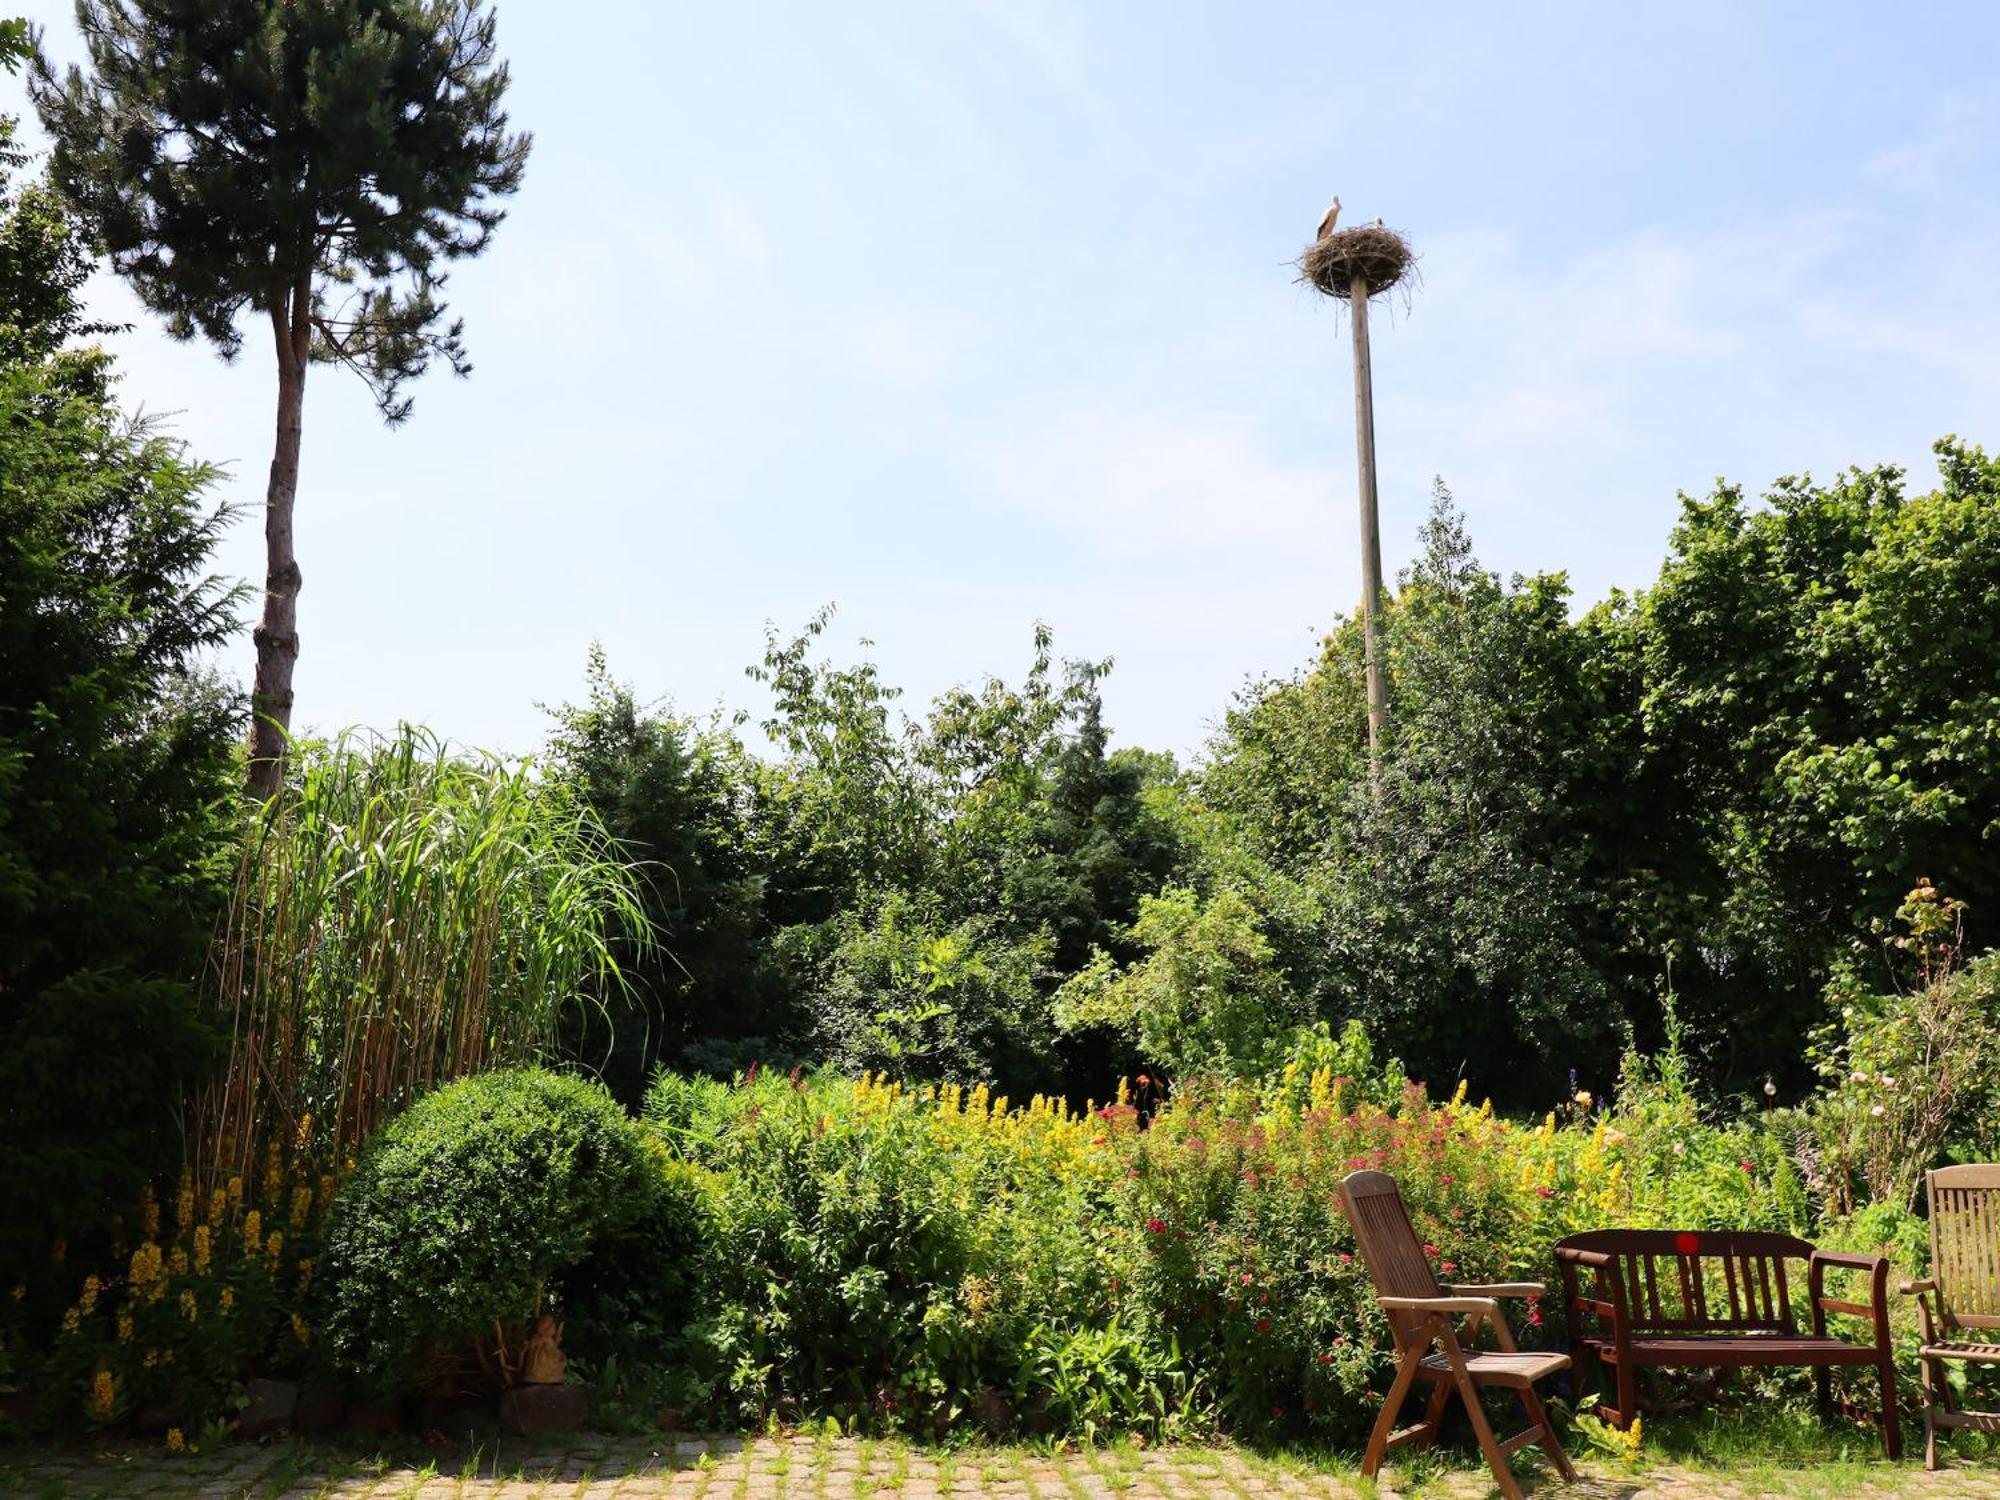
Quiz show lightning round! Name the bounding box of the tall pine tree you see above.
[32,0,530,796]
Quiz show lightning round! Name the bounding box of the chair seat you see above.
[1420,1349,1570,1388]
[1922,1340,2000,1363]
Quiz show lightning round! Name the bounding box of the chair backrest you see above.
[1927,1164,2000,1330]
[1338,1170,1443,1346]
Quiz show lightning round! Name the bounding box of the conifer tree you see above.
[33,0,530,796]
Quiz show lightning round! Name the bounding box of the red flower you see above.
[1316,1352,1332,1365]
[1529,1308,1543,1327]
[1240,1273,1252,1286]
[1145,1218,1166,1235]
[1270,1404,1284,1418]
[1257,1317,1272,1334]
[1740,1160,1756,1175]
[1423,1244,1439,1257]
[1535,1186,1556,1199]
[1440,1175,1454,1186]
[1441,1261,1458,1274]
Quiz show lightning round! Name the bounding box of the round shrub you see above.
[318,1067,658,1393]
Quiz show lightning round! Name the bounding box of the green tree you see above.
[0,114,243,1291]
[32,0,530,797]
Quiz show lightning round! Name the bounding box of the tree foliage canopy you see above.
[31,0,530,418]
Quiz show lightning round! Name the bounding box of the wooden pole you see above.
[1349,269,1388,778]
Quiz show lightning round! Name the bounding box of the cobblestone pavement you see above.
[4,1434,2000,1500]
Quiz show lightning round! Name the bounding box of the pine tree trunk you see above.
[247,295,309,800]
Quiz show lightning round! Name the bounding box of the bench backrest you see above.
[1928,1164,2000,1332]
[1338,1170,1442,1347]
[1556,1228,1817,1334]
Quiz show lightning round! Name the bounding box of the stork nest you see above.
[1298,224,1416,300]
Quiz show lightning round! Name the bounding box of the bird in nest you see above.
[1317,195,1341,239]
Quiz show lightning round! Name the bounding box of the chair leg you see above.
[1611,1354,1637,1429]
[1518,1382,1577,1482]
[1454,1375,1524,1500]
[1399,1372,1449,1452]
[1917,1355,1941,1471]
[1361,1345,1428,1479]
[1877,1350,1903,1461]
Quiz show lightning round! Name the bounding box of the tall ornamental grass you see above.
[195,727,650,1189]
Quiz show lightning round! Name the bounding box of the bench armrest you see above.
[1901,1278,1938,1296]
[1808,1249,1891,1346]
[1812,1250,1889,1273]
[1443,1282,1544,1300]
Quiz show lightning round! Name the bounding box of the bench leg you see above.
[1877,1350,1903,1461]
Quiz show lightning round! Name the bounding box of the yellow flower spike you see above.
[8,1284,23,1303]
[1117,1075,1132,1106]
[79,1274,100,1318]
[179,1289,198,1322]
[89,1369,115,1421]
[291,1312,311,1345]
[296,1112,314,1152]
[169,1246,189,1279]
[991,1094,1007,1119]
[243,1209,262,1254]
[219,1287,235,1317]
[266,1229,284,1272]
[117,1313,134,1343]
[290,1185,312,1231]
[142,1350,158,1368]
[227,1176,243,1212]
[140,1185,160,1239]
[295,1259,313,1294]
[1452,1078,1469,1107]
[165,1428,185,1454]
[207,1188,226,1228]
[60,1307,80,1336]
[174,1168,194,1235]
[192,1225,211,1276]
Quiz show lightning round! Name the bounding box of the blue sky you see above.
[10,2,2000,759]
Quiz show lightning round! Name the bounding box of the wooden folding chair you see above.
[1905,1163,2000,1469]
[1338,1170,1576,1500]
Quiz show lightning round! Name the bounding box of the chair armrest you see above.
[1444,1282,1544,1299]
[1379,1295,1502,1316]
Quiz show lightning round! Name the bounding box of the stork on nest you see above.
[1299,202,1416,302]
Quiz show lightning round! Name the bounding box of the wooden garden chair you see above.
[1905,1164,2000,1469]
[1338,1170,1577,1500]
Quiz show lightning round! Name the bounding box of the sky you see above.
[9,1,2000,762]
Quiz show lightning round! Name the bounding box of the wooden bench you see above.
[1554,1228,1901,1458]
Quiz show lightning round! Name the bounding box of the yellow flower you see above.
[8,1284,22,1302]
[89,1369,115,1421]
[295,1259,314,1295]
[290,1185,313,1231]
[295,1113,315,1152]
[60,1307,80,1336]
[207,1188,226,1228]
[140,1185,160,1239]
[291,1312,311,1345]
[265,1229,284,1272]
[78,1274,100,1317]
[117,1313,134,1343]
[219,1287,235,1317]
[227,1175,244,1213]
[192,1225,211,1276]
[175,1169,195,1235]
[169,1247,190,1279]
[242,1209,262,1252]
[130,1240,163,1289]
[179,1289,198,1323]
[143,1350,159,1369]
[263,1139,283,1202]
[165,1428,185,1454]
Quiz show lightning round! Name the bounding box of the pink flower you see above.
[1337,1252,1353,1264]
[1740,1160,1756,1175]
[1316,1352,1332,1365]
[1240,1273,1252,1286]
[1257,1317,1272,1334]
[1441,1261,1458,1274]
[1423,1244,1439,1257]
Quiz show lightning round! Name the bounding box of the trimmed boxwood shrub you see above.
[318,1067,662,1393]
